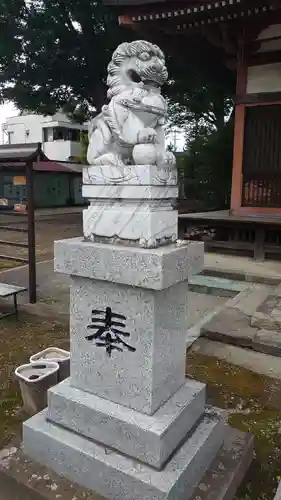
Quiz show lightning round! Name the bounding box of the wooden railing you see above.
[242,173,281,207]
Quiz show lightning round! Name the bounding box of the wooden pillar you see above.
[26,160,36,304]
[230,32,248,214]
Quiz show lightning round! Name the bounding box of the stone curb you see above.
[202,268,281,286]
[189,275,246,298]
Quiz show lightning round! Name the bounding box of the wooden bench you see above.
[0,283,27,319]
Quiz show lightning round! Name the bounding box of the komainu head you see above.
[107,40,168,98]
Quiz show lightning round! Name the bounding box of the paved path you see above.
[205,252,281,284]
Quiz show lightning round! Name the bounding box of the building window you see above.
[43,127,54,142]
[53,127,65,141]
[7,131,14,144]
[43,126,82,142]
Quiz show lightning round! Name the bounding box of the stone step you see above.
[250,283,281,333]
[23,408,226,500]
[202,308,281,358]
[201,307,259,349]
[0,428,254,500]
[189,275,247,298]
[200,284,281,357]
[47,378,206,469]
[251,299,281,333]
[190,428,254,500]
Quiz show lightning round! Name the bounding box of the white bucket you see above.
[30,347,70,382]
[15,361,59,415]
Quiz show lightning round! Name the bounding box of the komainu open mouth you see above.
[127,69,141,83]
[127,69,160,87]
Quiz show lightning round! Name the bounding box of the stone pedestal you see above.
[22,236,252,499]
[22,238,216,497]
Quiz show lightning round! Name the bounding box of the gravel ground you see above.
[0,214,82,269]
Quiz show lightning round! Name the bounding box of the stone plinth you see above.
[54,238,203,414]
[24,408,225,500]
[82,163,178,248]
[23,238,252,500]
[47,378,206,468]
[54,237,203,290]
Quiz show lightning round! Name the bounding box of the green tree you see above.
[0,2,235,125]
[0,0,132,119]
[161,34,235,137]
[178,118,234,210]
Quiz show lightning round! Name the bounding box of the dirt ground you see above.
[0,312,281,499]
[0,214,82,271]
[0,313,69,448]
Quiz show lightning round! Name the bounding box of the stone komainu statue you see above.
[87,40,175,167]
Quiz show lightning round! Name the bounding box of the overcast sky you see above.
[0,102,18,144]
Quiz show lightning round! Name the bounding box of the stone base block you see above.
[83,202,178,248]
[23,408,225,500]
[54,238,204,290]
[0,428,253,500]
[47,378,206,469]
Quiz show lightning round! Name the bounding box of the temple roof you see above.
[105,0,280,28]
[105,0,231,5]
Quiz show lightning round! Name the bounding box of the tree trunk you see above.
[213,96,226,132]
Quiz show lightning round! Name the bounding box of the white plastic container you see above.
[15,361,59,415]
[30,347,70,382]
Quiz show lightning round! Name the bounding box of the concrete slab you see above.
[188,275,247,298]
[204,253,281,285]
[226,286,270,316]
[201,308,258,348]
[253,329,281,357]
[251,292,281,332]
[190,428,254,500]
[0,428,253,500]
[200,285,281,358]
[23,408,225,500]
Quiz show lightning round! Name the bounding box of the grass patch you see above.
[0,259,23,271]
[0,313,68,447]
[186,352,281,500]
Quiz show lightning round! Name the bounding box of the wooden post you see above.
[26,160,36,303]
[230,29,248,214]
[230,104,246,212]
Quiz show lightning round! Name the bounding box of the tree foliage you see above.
[0,1,235,194]
[162,34,235,136]
[0,2,235,126]
[177,118,234,210]
[0,0,132,119]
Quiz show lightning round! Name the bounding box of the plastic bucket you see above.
[30,347,70,382]
[15,361,59,415]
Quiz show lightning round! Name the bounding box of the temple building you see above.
[103,0,281,259]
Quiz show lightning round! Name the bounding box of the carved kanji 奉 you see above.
[86,306,136,357]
